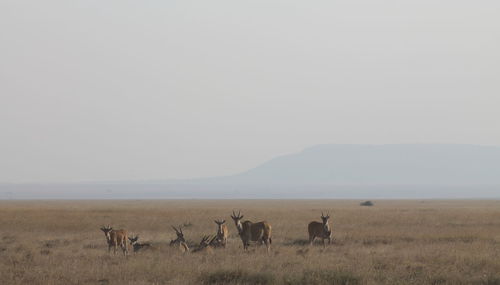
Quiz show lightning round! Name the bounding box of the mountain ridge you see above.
[178,143,500,185]
[2,144,500,199]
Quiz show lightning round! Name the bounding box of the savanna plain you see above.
[0,200,499,285]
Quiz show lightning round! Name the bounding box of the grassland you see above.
[0,200,499,285]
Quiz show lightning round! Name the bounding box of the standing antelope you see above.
[170,225,189,253]
[214,219,228,248]
[230,210,272,252]
[308,212,332,247]
[128,235,152,253]
[100,225,129,256]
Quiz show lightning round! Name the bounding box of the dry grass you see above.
[0,200,499,285]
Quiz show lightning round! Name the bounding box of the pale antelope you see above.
[214,219,228,248]
[308,212,332,247]
[100,225,129,256]
[230,210,272,252]
[192,235,217,253]
[170,225,189,253]
[128,235,151,253]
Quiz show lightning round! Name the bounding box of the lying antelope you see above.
[214,219,228,248]
[308,212,332,247]
[100,225,129,256]
[170,225,189,253]
[128,235,152,253]
[192,235,217,253]
[230,210,272,252]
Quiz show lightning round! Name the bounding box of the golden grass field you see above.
[0,200,499,285]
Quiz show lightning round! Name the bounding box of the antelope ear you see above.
[240,215,244,219]
[222,220,225,224]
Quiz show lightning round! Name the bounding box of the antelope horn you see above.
[209,235,217,244]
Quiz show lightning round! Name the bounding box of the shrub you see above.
[360,201,374,206]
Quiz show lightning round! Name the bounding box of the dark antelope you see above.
[170,225,189,253]
[192,235,217,253]
[100,225,129,256]
[308,212,332,247]
[128,235,152,253]
[230,210,272,252]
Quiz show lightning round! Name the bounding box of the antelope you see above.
[128,235,152,253]
[308,212,332,247]
[192,235,217,253]
[214,219,228,248]
[100,225,129,256]
[170,225,190,253]
[230,210,272,252]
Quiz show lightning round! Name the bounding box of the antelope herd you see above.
[100,211,333,256]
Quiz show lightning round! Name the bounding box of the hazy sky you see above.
[1,1,499,183]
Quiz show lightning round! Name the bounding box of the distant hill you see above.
[193,144,500,185]
[2,144,500,199]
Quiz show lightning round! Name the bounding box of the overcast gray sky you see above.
[1,0,499,183]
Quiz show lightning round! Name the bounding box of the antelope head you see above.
[170,225,186,245]
[321,212,331,235]
[128,235,139,245]
[214,219,226,234]
[100,225,113,241]
[230,210,244,234]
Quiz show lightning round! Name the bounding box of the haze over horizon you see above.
[1,1,499,184]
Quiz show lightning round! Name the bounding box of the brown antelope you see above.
[308,212,332,247]
[214,219,228,248]
[100,225,129,256]
[128,235,152,253]
[192,235,217,253]
[230,210,272,252]
[170,225,190,253]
